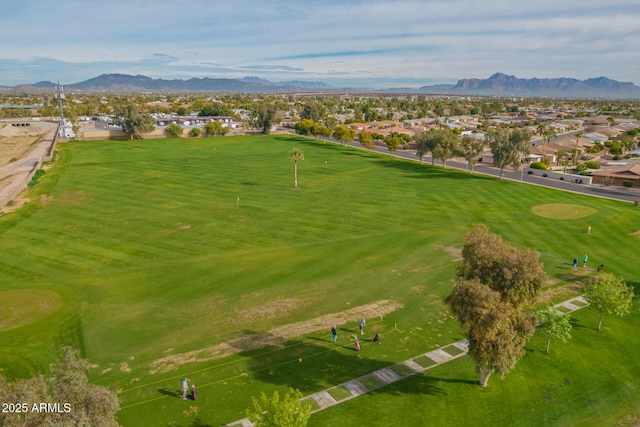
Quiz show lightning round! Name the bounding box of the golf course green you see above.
[0,135,637,426]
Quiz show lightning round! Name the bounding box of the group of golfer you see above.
[180,317,381,400]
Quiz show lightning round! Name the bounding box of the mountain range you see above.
[2,72,639,99]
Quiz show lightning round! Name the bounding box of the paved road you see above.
[305,135,640,204]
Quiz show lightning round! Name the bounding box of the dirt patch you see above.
[538,281,587,303]
[236,297,303,322]
[148,299,403,374]
[1,194,30,214]
[120,362,132,373]
[40,194,53,206]
[435,244,463,262]
[61,191,85,206]
[630,230,640,237]
[0,122,55,167]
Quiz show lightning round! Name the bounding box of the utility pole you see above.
[57,81,66,138]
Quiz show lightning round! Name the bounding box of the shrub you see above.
[583,161,601,169]
[164,123,183,138]
[586,143,604,154]
[28,169,45,187]
[530,161,548,170]
[623,180,634,188]
[189,128,201,137]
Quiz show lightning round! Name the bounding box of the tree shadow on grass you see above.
[166,418,214,427]
[227,330,477,400]
[569,315,593,330]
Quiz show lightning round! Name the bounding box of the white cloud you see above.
[0,0,638,87]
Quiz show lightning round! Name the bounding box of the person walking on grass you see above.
[181,377,189,400]
[190,383,197,400]
[331,325,338,343]
[359,318,366,335]
[572,258,578,271]
[583,254,588,268]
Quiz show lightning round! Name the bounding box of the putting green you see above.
[0,289,63,332]
[531,203,598,219]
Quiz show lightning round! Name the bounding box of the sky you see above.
[1,0,639,89]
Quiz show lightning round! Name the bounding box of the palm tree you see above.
[571,147,580,166]
[575,131,583,148]
[555,150,567,170]
[542,127,556,158]
[290,148,304,189]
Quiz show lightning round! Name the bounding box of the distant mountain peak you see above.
[2,72,639,98]
[417,73,640,98]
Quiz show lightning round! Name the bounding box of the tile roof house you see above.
[590,163,640,187]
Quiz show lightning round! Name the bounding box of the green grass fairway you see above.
[0,135,638,426]
[307,306,640,427]
[0,289,63,332]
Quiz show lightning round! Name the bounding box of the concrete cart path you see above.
[226,296,589,426]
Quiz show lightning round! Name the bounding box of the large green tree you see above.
[487,128,531,179]
[446,224,545,387]
[358,129,375,150]
[255,104,277,134]
[414,130,437,164]
[300,102,326,122]
[446,278,536,387]
[535,307,572,353]
[431,128,459,168]
[0,347,119,427]
[384,134,403,152]
[457,223,546,307]
[114,104,155,139]
[295,119,316,136]
[333,124,356,145]
[198,103,230,117]
[583,275,634,330]
[458,135,485,173]
[246,388,311,427]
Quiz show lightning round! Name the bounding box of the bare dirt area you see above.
[148,300,403,374]
[0,121,55,167]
